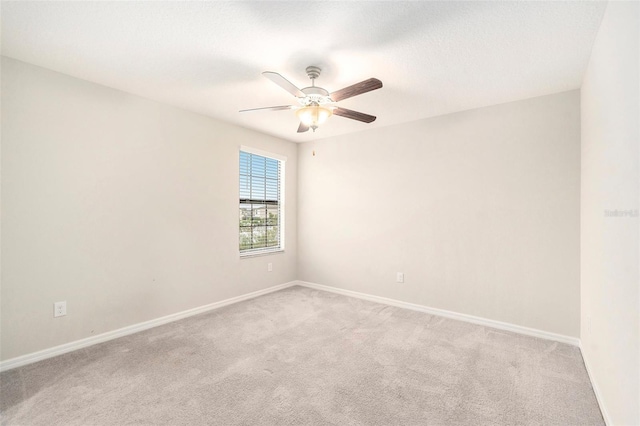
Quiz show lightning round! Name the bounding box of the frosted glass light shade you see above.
[296,105,332,127]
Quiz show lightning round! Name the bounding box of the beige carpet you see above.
[0,286,603,425]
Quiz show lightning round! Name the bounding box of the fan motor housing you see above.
[301,86,329,96]
[300,86,332,105]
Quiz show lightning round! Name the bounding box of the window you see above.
[239,147,285,255]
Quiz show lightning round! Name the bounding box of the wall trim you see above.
[295,280,581,346]
[580,343,612,425]
[0,281,297,372]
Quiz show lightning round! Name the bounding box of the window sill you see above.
[239,249,285,259]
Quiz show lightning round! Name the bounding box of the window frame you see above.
[239,146,286,258]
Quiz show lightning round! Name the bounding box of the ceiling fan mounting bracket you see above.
[305,66,322,81]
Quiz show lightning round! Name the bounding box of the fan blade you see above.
[297,122,310,133]
[262,72,305,98]
[333,107,377,123]
[239,105,294,113]
[330,78,382,102]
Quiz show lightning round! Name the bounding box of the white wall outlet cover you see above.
[268,263,273,272]
[396,272,404,283]
[54,301,67,317]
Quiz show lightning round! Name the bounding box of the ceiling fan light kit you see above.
[296,105,332,131]
[240,66,382,133]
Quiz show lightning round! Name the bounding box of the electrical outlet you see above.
[267,262,273,272]
[396,272,404,283]
[54,301,67,317]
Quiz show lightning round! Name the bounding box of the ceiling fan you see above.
[240,66,383,133]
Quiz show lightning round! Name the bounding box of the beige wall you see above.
[580,1,639,424]
[298,90,581,337]
[0,57,297,361]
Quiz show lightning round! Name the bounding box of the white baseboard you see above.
[580,343,611,425]
[295,280,581,347]
[0,281,296,372]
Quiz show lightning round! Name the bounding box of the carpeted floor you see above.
[0,286,603,425]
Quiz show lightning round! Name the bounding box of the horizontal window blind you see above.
[239,150,281,253]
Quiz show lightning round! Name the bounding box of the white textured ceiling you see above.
[1,1,606,142]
